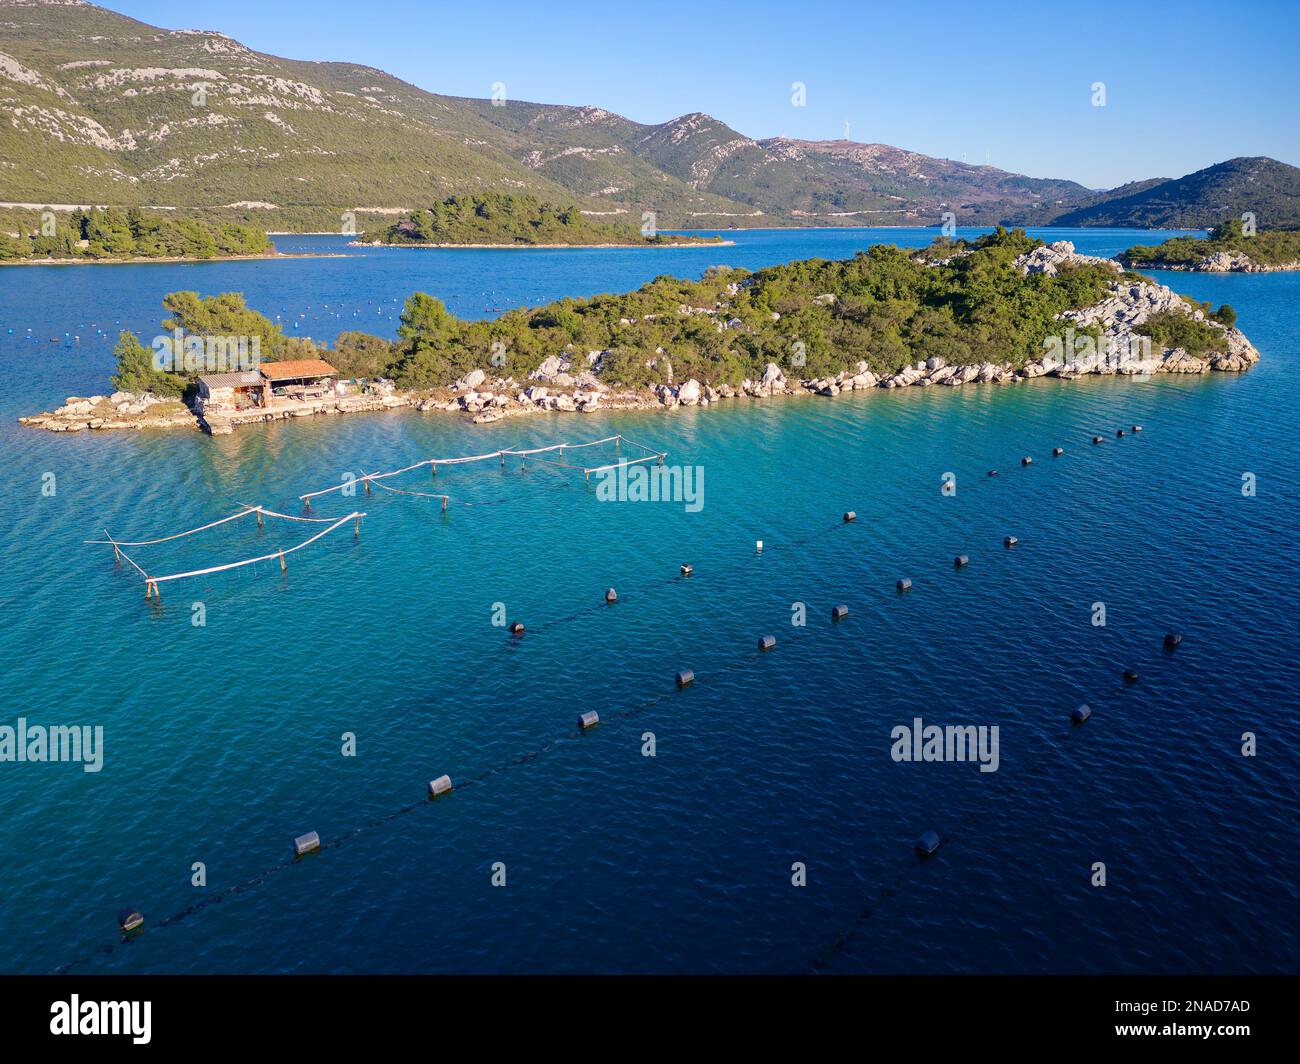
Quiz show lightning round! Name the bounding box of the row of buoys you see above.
[1071,635,1182,724]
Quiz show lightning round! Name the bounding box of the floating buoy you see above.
[1132,424,1143,433]
[915,830,942,857]
[509,621,525,635]
[605,588,618,604]
[1003,536,1018,547]
[843,511,857,523]
[831,603,848,621]
[1052,447,1064,456]
[1116,429,1125,437]
[1093,436,1103,444]
[1070,703,1092,724]
[987,470,998,477]
[578,710,600,730]
[1123,670,1139,683]
[896,578,912,592]
[756,539,763,553]
[293,831,321,856]
[1163,632,1183,650]
[675,669,695,688]
[954,554,969,568]
[1021,456,1032,466]
[428,774,453,797]
[758,634,776,651]
[680,564,693,576]
[117,908,144,933]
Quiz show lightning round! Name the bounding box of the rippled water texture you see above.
[0,228,1295,973]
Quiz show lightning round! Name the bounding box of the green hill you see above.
[2,2,1295,232]
[1052,158,1300,229]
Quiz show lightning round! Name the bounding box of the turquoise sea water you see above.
[0,228,1296,974]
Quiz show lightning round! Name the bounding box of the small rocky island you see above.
[1119,219,1300,272]
[20,229,1259,435]
[358,192,725,248]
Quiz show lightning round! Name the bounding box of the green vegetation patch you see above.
[367,193,722,247]
[1121,219,1300,268]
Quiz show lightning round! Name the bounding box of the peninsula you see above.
[0,207,273,263]
[1119,220,1300,272]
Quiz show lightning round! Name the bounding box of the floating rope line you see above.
[91,507,366,595]
[59,429,1145,968]
[364,474,449,510]
[297,434,655,503]
[149,512,364,584]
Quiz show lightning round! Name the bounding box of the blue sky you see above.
[108,0,1298,188]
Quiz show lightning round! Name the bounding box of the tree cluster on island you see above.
[1120,218,1300,269]
[111,228,1238,400]
[0,208,272,261]
[366,193,723,247]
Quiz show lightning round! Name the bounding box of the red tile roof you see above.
[259,359,338,381]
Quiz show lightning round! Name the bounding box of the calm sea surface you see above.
[0,228,1296,974]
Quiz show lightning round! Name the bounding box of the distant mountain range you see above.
[2,0,1297,231]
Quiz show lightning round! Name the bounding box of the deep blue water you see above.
[0,228,1296,974]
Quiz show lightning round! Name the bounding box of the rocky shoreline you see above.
[1118,250,1300,273]
[18,242,1262,436]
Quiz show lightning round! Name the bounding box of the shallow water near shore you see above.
[0,228,1297,974]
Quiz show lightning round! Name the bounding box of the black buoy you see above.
[1052,447,1064,456]
[1093,435,1104,444]
[1164,632,1183,650]
[1123,670,1139,683]
[1070,703,1092,724]
[831,604,848,621]
[1116,428,1125,437]
[675,669,695,688]
[578,710,599,730]
[605,587,618,604]
[509,620,525,635]
[758,634,776,651]
[1003,535,1018,548]
[954,554,969,568]
[843,511,857,522]
[915,830,942,857]
[896,578,912,592]
[680,564,693,576]
[1021,456,1032,466]
[117,908,144,933]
